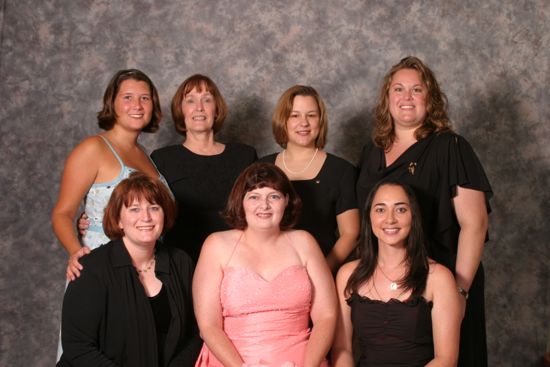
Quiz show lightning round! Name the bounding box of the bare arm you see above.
[51,138,101,280]
[331,261,357,367]
[453,186,488,313]
[193,233,243,367]
[326,209,360,273]
[426,264,461,366]
[295,231,338,367]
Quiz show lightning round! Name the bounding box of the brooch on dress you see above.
[408,162,417,175]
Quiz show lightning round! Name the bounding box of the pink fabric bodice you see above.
[196,265,327,366]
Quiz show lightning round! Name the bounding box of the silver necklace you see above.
[377,264,401,291]
[282,148,319,174]
[136,258,155,274]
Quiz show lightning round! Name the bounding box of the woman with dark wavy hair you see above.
[193,162,336,366]
[333,181,461,366]
[356,56,492,366]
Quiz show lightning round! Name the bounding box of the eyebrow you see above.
[291,109,318,113]
[391,82,423,87]
[373,201,409,206]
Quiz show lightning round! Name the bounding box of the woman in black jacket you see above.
[57,172,200,367]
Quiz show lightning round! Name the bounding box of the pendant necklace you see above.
[282,148,319,175]
[377,264,401,291]
[136,258,155,274]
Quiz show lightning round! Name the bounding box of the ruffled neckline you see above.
[348,292,433,307]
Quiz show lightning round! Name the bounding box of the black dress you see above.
[356,132,492,367]
[57,240,201,367]
[348,293,434,367]
[261,153,357,256]
[151,143,257,262]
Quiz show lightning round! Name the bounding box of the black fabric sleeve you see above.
[60,270,118,367]
[335,159,358,215]
[446,134,493,208]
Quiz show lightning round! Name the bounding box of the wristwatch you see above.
[457,286,469,300]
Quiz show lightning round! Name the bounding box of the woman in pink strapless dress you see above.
[193,162,337,367]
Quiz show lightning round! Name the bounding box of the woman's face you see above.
[370,184,412,248]
[243,187,288,230]
[181,85,217,134]
[388,68,427,131]
[118,198,164,248]
[285,95,320,148]
[114,79,153,131]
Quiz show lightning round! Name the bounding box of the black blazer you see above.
[57,239,201,367]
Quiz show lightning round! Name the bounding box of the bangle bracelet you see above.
[457,286,469,300]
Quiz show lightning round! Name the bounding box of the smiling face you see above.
[285,95,321,148]
[113,79,153,131]
[388,68,427,131]
[181,85,217,134]
[370,184,412,248]
[119,198,164,248]
[243,187,288,230]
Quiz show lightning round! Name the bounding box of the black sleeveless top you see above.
[348,293,434,367]
[149,283,171,366]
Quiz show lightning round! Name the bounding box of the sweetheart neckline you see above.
[223,264,306,283]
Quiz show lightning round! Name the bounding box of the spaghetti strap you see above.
[225,231,244,267]
[284,231,305,266]
[98,135,125,168]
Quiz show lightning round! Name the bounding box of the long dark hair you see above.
[345,181,429,297]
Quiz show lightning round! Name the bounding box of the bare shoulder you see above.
[64,135,109,164]
[284,229,330,272]
[285,229,319,253]
[338,260,360,279]
[427,260,456,290]
[74,135,108,154]
[200,229,242,263]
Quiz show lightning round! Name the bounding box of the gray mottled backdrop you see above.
[1,0,548,366]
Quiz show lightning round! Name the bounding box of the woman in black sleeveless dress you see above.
[332,181,461,366]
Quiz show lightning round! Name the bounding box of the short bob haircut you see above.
[222,162,301,230]
[171,74,228,136]
[103,172,176,240]
[272,85,328,149]
[345,181,429,298]
[373,56,452,150]
[97,69,162,133]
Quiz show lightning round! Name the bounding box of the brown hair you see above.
[373,56,452,150]
[103,172,176,240]
[97,69,162,132]
[222,162,301,230]
[272,85,328,148]
[171,74,228,136]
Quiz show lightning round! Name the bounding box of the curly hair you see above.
[373,56,452,150]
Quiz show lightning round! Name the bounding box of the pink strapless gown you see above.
[195,265,328,367]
